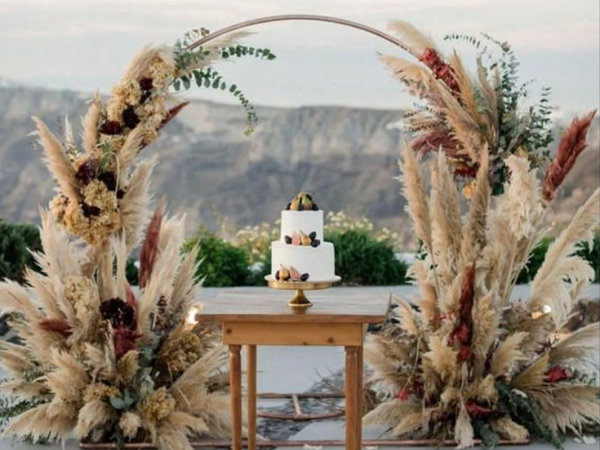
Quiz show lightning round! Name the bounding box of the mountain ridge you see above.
[0,85,597,247]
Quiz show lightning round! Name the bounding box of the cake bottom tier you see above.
[271,241,335,282]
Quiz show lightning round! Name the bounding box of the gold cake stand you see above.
[265,275,341,308]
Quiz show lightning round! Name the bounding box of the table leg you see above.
[345,346,361,450]
[229,345,242,450]
[247,345,257,450]
[357,345,364,445]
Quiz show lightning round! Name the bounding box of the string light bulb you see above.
[186,304,203,326]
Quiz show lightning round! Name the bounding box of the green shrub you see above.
[516,237,553,283]
[325,229,408,285]
[184,228,251,287]
[126,258,139,286]
[576,230,600,283]
[517,231,600,284]
[0,219,42,282]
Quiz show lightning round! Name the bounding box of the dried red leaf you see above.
[396,387,410,400]
[542,110,597,202]
[39,318,72,337]
[410,130,461,158]
[457,346,473,362]
[157,101,190,132]
[465,400,492,418]
[420,48,460,94]
[545,366,572,383]
[139,200,166,288]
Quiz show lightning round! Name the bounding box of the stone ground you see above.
[1,284,599,449]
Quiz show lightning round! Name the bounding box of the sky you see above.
[0,0,598,115]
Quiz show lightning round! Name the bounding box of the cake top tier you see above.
[285,192,319,212]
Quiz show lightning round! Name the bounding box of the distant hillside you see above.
[0,85,598,247]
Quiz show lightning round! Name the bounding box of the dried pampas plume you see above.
[542,110,597,202]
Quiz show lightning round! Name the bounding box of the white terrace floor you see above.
[1,284,599,450]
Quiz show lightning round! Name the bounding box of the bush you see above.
[517,231,600,284]
[325,229,408,285]
[576,230,600,283]
[516,237,553,284]
[184,228,251,287]
[0,219,42,282]
[126,258,139,286]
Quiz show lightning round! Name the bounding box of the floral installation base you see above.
[79,437,531,448]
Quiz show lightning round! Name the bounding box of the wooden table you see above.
[197,289,390,450]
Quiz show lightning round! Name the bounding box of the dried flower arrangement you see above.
[382,22,557,192]
[0,28,274,448]
[364,111,599,448]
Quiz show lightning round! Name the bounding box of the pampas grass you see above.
[365,148,600,446]
[388,21,436,57]
[33,116,79,201]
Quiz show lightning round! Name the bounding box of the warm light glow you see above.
[186,304,203,325]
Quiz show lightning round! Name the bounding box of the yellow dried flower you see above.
[140,98,168,121]
[140,387,176,423]
[83,383,120,403]
[119,412,142,439]
[99,134,127,153]
[106,98,127,123]
[63,276,100,323]
[112,79,142,106]
[83,180,118,210]
[50,194,68,223]
[161,331,203,374]
[149,57,176,89]
[60,181,121,245]
[140,124,159,145]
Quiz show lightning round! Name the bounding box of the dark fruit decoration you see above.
[123,107,141,129]
[290,267,301,281]
[311,239,321,248]
[99,120,123,135]
[309,232,317,240]
[75,158,99,185]
[300,273,310,282]
[275,270,280,280]
[284,235,292,244]
[285,202,292,210]
[312,203,319,211]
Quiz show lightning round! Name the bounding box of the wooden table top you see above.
[196,289,391,324]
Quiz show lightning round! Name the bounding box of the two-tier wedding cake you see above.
[271,192,336,282]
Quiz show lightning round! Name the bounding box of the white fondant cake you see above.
[271,194,336,282]
[271,241,335,281]
[280,211,324,242]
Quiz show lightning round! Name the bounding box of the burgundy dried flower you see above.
[98,171,117,192]
[81,203,101,217]
[99,120,123,135]
[100,298,135,328]
[139,77,154,91]
[113,327,141,359]
[122,107,140,129]
[75,158,99,185]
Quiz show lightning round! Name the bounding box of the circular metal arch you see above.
[186,14,417,58]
